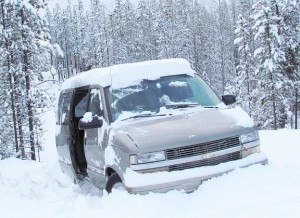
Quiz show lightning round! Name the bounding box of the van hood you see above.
[113,106,255,153]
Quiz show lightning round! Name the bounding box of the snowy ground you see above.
[0,108,300,218]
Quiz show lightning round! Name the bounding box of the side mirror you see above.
[222,95,236,105]
[78,116,103,130]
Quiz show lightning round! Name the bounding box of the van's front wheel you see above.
[105,173,126,193]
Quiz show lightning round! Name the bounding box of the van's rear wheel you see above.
[105,173,126,193]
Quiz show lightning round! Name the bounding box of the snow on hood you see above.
[61,59,195,90]
[219,106,255,128]
[112,106,255,153]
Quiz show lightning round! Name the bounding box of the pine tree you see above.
[46,4,65,80]
[156,0,181,59]
[0,0,25,158]
[135,0,159,61]
[215,0,236,94]
[274,0,300,127]
[279,0,300,80]
[234,0,256,116]
[252,0,293,129]
[86,0,110,68]
[109,0,138,64]
[0,0,54,160]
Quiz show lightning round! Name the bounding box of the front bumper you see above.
[124,152,268,194]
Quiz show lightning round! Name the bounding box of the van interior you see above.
[72,90,89,177]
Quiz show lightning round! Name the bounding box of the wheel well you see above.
[105,167,116,178]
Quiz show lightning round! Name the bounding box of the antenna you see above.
[109,65,113,86]
[110,66,116,121]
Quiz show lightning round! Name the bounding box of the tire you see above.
[105,173,126,193]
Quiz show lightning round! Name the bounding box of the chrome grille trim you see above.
[131,145,243,171]
[166,136,240,160]
[130,141,259,171]
[168,152,241,172]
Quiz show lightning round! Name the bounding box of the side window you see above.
[74,91,89,118]
[56,93,63,125]
[88,89,103,117]
[61,92,73,125]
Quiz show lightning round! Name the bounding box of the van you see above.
[56,58,268,193]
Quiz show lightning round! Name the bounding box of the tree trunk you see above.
[21,8,36,160]
[1,0,19,154]
[272,91,277,130]
[8,62,19,154]
[15,88,25,158]
[24,50,36,161]
[218,0,226,93]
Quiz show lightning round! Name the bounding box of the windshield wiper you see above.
[165,103,199,109]
[202,106,219,108]
[121,113,167,121]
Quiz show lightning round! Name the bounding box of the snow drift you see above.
[0,109,300,218]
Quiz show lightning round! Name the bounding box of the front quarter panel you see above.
[104,130,139,181]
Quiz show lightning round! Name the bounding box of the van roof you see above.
[61,58,195,90]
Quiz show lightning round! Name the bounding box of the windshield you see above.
[107,75,221,122]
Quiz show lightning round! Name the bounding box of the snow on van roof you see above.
[61,58,195,90]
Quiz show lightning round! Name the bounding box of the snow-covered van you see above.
[56,59,268,193]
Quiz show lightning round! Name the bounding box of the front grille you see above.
[168,152,241,172]
[166,136,240,160]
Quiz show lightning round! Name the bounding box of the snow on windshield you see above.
[169,81,188,87]
[108,75,222,122]
[113,87,143,100]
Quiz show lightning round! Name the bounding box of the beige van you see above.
[56,59,268,193]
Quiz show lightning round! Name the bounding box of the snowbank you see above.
[0,109,300,218]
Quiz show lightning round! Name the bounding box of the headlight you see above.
[240,131,259,144]
[130,151,166,165]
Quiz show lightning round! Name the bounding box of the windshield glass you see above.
[107,75,221,122]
